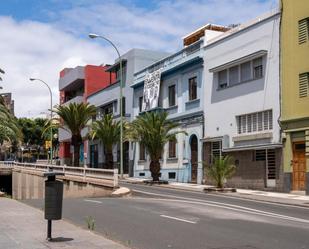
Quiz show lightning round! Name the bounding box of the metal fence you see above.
[0,161,118,187]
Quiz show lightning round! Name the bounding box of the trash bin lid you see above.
[43,172,65,177]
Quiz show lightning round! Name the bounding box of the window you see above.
[139,96,143,112]
[101,103,113,116]
[168,172,176,179]
[229,65,239,86]
[218,70,228,89]
[253,150,266,161]
[217,56,263,89]
[121,98,125,115]
[240,61,251,82]
[253,57,263,79]
[168,139,177,158]
[299,73,309,98]
[298,18,309,44]
[211,141,222,162]
[139,143,145,161]
[236,110,273,135]
[168,85,176,107]
[188,76,197,101]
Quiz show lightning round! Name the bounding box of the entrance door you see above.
[266,149,276,187]
[190,135,198,183]
[123,142,129,174]
[292,142,306,191]
[90,144,98,168]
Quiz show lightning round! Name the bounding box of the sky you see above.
[0,0,278,118]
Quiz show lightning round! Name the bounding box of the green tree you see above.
[204,155,236,188]
[127,111,185,182]
[52,102,97,166]
[90,114,122,169]
[0,101,21,143]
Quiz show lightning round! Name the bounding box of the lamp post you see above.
[88,33,124,178]
[29,78,53,164]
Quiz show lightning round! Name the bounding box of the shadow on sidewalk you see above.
[49,237,74,242]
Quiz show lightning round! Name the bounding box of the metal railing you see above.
[0,161,119,187]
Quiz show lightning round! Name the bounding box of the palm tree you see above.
[204,155,236,188]
[90,114,122,169]
[127,111,185,182]
[0,99,21,157]
[52,102,97,166]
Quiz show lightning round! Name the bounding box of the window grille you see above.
[237,110,272,135]
[299,73,309,98]
[298,18,309,44]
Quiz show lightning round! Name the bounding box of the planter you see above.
[204,187,236,193]
[143,180,169,185]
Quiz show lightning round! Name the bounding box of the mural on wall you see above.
[142,69,162,111]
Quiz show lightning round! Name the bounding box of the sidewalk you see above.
[123,177,309,207]
[0,197,127,249]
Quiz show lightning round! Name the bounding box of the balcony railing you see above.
[133,40,203,86]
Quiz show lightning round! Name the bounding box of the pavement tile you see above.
[0,197,127,249]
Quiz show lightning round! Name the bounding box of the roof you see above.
[183,23,230,46]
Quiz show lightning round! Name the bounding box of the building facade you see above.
[58,64,115,165]
[86,49,169,175]
[0,92,14,115]
[280,0,309,193]
[131,25,228,184]
[203,11,282,190]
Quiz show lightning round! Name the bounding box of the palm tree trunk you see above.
[73,144,80,166]
[150,160,160,181]
[106,150,113,169]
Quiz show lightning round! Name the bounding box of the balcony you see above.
[62,95,84,106]
[59,66,84,91]
[132,40,203,87]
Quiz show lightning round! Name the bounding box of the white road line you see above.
[160,215,197,224]
[84,199,102,204]
[133,190,309,224]
[128,183,309,210]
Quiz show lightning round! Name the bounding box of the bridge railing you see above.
[0,161,118,187]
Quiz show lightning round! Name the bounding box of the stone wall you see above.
[203,143,284,191]
[12,168,114,200]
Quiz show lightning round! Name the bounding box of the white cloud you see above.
[0,0,278,117]
[0,17,115,117]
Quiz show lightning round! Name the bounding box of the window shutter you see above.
[229,65,239,86]
[298,19,308,44]
[299,73,309,98]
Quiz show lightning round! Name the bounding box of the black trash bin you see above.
[43,171,64,240]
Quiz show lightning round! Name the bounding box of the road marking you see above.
[132,190,309,224]
[84,199,102,204]
[160,215,197,224]
[124,183,309,210]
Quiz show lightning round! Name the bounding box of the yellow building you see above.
[281,0,309,193]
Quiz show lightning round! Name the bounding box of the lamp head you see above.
[29,78,36,81]
[88,33,99,39]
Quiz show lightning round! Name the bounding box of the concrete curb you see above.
[111,187,132,197]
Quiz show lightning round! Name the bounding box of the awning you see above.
[222,143,282,152]
[209,50,267,73]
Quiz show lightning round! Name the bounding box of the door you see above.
[90,144,98,168]
[190,135,198,183]
[266,149,276,187]
[123,142,129,174]
[292,142,306,191]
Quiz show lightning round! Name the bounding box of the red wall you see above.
[59,142,71,158]
[84,65,116,98]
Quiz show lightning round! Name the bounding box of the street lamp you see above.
[88,33,124,178]
[29,78,53,164]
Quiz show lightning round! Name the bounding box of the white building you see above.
[131,25,228,184]
[202,10,283,190]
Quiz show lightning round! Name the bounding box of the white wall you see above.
[203,14,281,148]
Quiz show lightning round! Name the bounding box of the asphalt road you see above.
[24,183,309,249]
